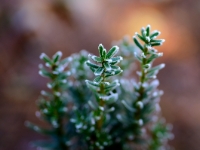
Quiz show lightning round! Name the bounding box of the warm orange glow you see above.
[109,6,198,60]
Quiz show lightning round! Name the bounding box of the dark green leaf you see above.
[106,46,119,59]
[59,71,70,79]
[104,80,120,92]
[136,33,146,42]
[150,30,160,38]
[94,67,104,76]
[146,70,158,79]
[53,51,62,63]
[147,64,165,74]
[60,57,72,66]
[141,27,146,38]
[85,80,100,91]
[146,54,159,64]
[93,76,103,83]
[111,56,123,62]
[40,53,52,65]
[134,53,142,63]
[105,69,123,77]
[86,61,99,69]
[110,61,119,65]
[100,92,118,104]
[39,69,53,78]
[146,25,151,36]
[104,62,111,71]
[90,55,102,63]
[151,42,162,47]
[90,66,96,72]
[150,39,165,43]
[88,100,96,109]
[133,37,144,51]
[143,64,151,69]
[110,65,120,70]
[85,80,100,87]
[98,44,104,58]
[102,49,107,58]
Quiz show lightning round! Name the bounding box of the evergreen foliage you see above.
[25,52,74,150]
[26,25,173,150]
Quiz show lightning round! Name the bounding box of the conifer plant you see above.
[77,44,123,149]
[26,25,173,150]
[25,52,74,149]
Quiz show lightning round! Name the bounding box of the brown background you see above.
[1,0,200,149]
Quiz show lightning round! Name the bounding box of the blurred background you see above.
[0,0,200,149]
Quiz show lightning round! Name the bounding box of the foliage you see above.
[25,52,74,150]
[26,25,173,150]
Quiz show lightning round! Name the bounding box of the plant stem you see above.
[135,50,147,122]
[97,62,107,129]
[95,65,107,150]
[52,66,68,150]
[56,118,68,150]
